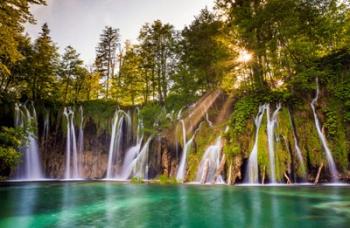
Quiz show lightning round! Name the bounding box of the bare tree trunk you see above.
[284,173,292,184]
[227,161,232,185]
[314,162,324,185]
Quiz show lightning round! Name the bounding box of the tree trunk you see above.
[314,162,324,184]
[227,162,232,185]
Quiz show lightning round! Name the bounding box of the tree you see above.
[138,20,176,104]
[215,0,349,91]
[59,46,84,103]
[0,0,46,95]
[117,42,144,105]
[31,23,59,101]
[95,26,120,99]
[177,8,228,94]
[0,127,25,178]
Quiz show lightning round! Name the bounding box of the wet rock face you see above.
[40,119,110,179]
[148,136,179,178]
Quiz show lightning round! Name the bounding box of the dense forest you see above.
[1,0,350,184]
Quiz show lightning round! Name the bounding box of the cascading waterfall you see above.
[78,106,84,155]
[266,103,281,184]
[64,107,80,179]
[288,109,306,177]
[13,103,44,180]
[118,116,144,180]
[43,111,49,142]
[311,78,339,182]
[119,140,143,179]
[176,120,197,182]
[130,137,153,179]
[196,137,224,184]
[106,109,132,179]
[78,106,84,176]
[245,105,266,184]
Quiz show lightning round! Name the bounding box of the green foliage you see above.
[139,103,172,133]
[177,8,229,92]
[324,107,338,137]
[130,177,144,184]
[0,147,21,175]
[0,127,25,148]
[0,0,46,78]
[138,20,176,104]
[95,26,120,100]
[58,46,85,103]
[165,93,198,113]
[0,127,25,177]
[229,96,257,134]
[83,100,118,133]
[159,175,178,185]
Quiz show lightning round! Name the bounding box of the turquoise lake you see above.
[0,182,349,227]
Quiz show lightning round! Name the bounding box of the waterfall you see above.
[266,103,281,184]
[78,106,84,155]
[245,105,266,184]
[64,107,80,179]
[106,109,132,179]
[311,78,338,182]
[13,103,44,180]
[288,109,306,177]
[196,137,224,184]
[43,111,49,142]
[176,120,196,182]
[130,137,153,179]
[118,116,144,180]
[119,140,143,179]
[78,106,84,175]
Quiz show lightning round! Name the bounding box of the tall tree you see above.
[178,8,228,94]
[138,20,176,104]
[31,23,59,101]
[118,42,144,105]
[59,46,84,103]
[95,26,120,99]
[0,0,46,95]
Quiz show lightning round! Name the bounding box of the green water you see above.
[0,182,349,228]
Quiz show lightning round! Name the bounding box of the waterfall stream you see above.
[13,103,44,180]
[130,137,153,179]
[196,137,224,184]
[176,120,195,182]
[288,109,306,178]
[118,116,144,180]
[311,78,339,182]
[266,103,281,184]
[78,106,84,155]
[245,105,266,184]
[106,109,132,179]
[64,107,80,179]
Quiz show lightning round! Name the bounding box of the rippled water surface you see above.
[0,182,349,227]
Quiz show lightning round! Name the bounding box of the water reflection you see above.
[1,183,350,227]
[12,184,39,227]
[59,183,76,227]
